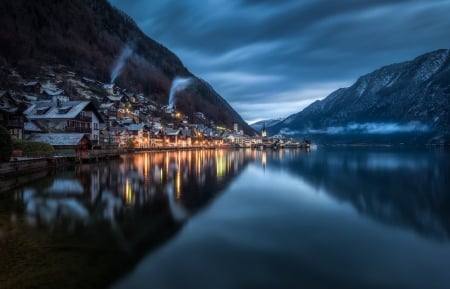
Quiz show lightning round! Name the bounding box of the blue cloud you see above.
[109,0,450,122]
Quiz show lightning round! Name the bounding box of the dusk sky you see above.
[109,0,450,123]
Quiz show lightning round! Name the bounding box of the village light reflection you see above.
[262,150,267,171]
[216,150,226,180]
[117,150,259,207]
[124,178,133,205]
[176,170,181,199]
[144,154,149,185]
[11,150,257,235]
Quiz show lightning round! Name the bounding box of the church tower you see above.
[261,122,267,138]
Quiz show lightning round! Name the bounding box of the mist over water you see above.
[281,122,430,136]
[168,77,192,108]
[110,45,133,84]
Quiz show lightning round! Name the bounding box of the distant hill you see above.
[250,118,283,133]
[269,49,450,144]
[0,0,254,134]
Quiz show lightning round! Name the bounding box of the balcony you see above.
[76,115,92,122]
[65,126,91,133]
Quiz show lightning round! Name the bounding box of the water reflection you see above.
[113,147,450,289]
[16,150,253,234]
[1,150,253,289]
[2,147,450,289]
[273,147,450,240]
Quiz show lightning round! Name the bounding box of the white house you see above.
[24,99,104,145]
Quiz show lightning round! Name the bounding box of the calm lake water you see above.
[1,147,450,289]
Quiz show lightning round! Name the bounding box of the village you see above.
[0,65,310,159]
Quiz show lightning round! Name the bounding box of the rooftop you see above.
[25,100,91,120]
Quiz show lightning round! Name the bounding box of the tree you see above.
[0,125,13,162]
[125,138,134,149]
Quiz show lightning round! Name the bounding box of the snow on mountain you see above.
[269,49,450,144]
[250,118,284,132]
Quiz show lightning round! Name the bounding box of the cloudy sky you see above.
[109,0,450,123]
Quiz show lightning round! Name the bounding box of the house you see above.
[118,127,131,147]
[147,104,157,112]
[117,117,134,125]
[149,128,164,147]
[99,102,116,117]
[41,88,65,99]
[195,112,205,119]
[223,132,246,145]
[152,121,162,130]
[0,90,26,140]
[26,133,91,157]
[124,91,137,103]
[24,99,104,145]
[24,121,43,133]
[23,95,38,102]
[103,83,115,95]
[99,126,118,147]
[82,77,96,84]
[181,127,192,138]
[164,128,180,145]
[105,94,123,103]
[23,81,41,94]
[127,123,146,147]
[39,82,64,99]
[99,102,115,111]
[164,105,174,114]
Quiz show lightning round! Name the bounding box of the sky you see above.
[109,0,450,124]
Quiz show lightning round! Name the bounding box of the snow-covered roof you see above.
[0,107,18,113]
[150,128,162,135]
[40,82,57,90]
[27,133,88,146]
[23,81,39,86]
[25,100,91,120]
[82,77,96,83]
[0,91,19,112]
[118,117,134,125]
[23,95,38,101]
[103,84,114,89]
[152,122,162,129]
[164,129,180,136]
[42,88,64,96]
[223,133,246,139]
[107,95,122,102]
[100,103,114,109]
[127,123,145,131]
[24,121,42,132]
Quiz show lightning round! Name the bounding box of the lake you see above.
[1,147,449,289]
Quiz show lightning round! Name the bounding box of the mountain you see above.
[0,0,254,135]
[269,49,450,144]
[250,118,284,133]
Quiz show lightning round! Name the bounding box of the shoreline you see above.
[0,146,227,192]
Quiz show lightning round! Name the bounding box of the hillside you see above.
[250,118,284,133]
[269,49,450,144]
[0,0,253,134]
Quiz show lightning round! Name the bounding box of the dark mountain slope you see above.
[270,49,450,144]
[0,0,254,134]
